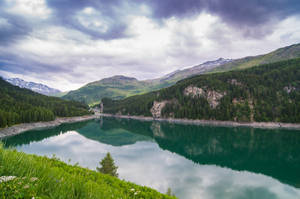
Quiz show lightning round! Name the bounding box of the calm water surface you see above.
[2,117,300,199]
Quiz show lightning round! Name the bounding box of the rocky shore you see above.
[0,115,99,139]
[100,114,300,130]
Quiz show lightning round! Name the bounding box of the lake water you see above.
[2,117,300,199]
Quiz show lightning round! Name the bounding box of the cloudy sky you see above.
[0,0,300,91]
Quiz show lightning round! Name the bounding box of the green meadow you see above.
[0,144,176,199]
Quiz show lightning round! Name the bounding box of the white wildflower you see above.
[30,177,38,182]
[0,176,16,183]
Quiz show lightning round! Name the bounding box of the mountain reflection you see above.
[76,118,151,146]
[2,120,91,147]
[2,118,150,147]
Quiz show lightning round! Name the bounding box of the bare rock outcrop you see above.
[183,86,205,98]
[150,101,168,118]
[229,79,243,86]
[151,122,165,138]
[284,86,296,94]
[184,86,226,108]
[206,90,226,108]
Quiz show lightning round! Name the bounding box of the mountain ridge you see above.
[4,77,62,96]
[62,58,235,104]
[64,43,300,105]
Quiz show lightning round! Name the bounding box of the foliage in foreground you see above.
[0,144,176,199]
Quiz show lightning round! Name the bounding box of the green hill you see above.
[63,44,300,106]
[51,91,69,97]
[0,78,91,128]
[0,144,176,199]
[62,75,168,105]
[103,58,300,123]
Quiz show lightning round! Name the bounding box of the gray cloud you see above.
[0,52,70,78]
[0,0,300,90]
[147,0,300,25]
[46,0,131,40]
[1,0,299,42]
[146,0,300,38]
[40,0,300,41]
[0,13,32,45]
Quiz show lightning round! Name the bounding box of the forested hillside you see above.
[103,58,300,123]
[0,78,90,128]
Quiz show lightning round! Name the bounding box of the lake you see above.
[2,117,300,199]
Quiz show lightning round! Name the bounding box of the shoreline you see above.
[100,113,300,130]
[0,114,98,139]
[1,113,300,139]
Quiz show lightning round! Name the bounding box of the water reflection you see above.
[101,118,300,189]
[77,119,151,146]
[2,117,300,199]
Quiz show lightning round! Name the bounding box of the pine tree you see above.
[96,152,118,177]
[166,187,175,197]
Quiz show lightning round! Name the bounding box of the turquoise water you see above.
[2,117,300,199]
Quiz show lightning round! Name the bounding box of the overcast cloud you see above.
[0,0,300,91]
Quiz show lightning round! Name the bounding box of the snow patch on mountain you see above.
[4,78,61,96]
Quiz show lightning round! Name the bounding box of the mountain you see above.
[0,77,90,128]
[103,58,300,123]
[4,77,62,96]
[62,75,166,105]
[157,58,233,82]
[210,43,300,73]
[62,59,233,105]
[64,43,300,105]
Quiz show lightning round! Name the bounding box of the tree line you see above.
[103,58,300,123]
[0,78,91,128]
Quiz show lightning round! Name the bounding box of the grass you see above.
[0,144,176,199]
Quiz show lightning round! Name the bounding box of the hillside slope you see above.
[103,58,300,123]
[0,145,175,199]
[62,75,167,105]
[154,58,233,83]
[211,43,300,73]
[64,43,300,105]
[0,78,90,128]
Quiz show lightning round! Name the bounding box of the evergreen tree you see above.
[97,152,118,177]
[166,187,175,197]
